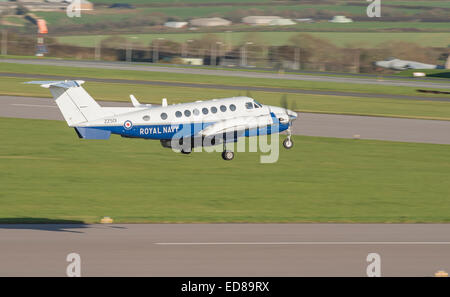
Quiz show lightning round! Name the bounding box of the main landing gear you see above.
[283,128,294,149]
[221,140,234,161]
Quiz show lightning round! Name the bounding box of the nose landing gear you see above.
[283,128,294,149]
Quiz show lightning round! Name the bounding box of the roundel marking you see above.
[124,120,133,130]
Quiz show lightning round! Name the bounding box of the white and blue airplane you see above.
[374,57,446,71]
[27,80,298,161]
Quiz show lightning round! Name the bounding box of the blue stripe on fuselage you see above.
[89,122,215,140]
[85,121,290,140]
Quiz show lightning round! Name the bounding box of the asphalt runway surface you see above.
[2,72,449,102]
[1,58,450,89]
[1,224,449,276]
[1,95,450,145]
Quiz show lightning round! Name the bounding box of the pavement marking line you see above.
[11,103,57,108]
[155,242,450,246]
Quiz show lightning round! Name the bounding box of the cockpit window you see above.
[253,103,260,108]
[245,102,253,109]
[254,101,263,107]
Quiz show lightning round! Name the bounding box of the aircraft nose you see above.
[287,109,298,120]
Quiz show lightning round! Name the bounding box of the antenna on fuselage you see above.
[162,98,168,107]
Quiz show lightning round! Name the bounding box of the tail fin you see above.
[25,80,106,126]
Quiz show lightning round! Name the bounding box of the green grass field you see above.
[383,1,450,9]
[35,3,420,26]
[89,0,450,9]
[0,117,449,223]
[56,31,450,48]
[398,69,450,79]
[90,0,271,3]
[0,118,450,223]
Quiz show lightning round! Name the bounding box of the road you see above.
[1,95,450,145]
[0,224,449,276]
[1,58,450,89]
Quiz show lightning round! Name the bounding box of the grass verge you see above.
[0,117,449,223]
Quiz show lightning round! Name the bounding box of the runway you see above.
[1,58,450,89]
[1,95,450,145]
[0,224,449,276]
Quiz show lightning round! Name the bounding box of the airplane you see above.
[26,80,298,161]
[374,57,445,71]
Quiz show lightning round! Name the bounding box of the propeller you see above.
[291,100,297,113]
[279,94,298,136]
[279,94,290,124]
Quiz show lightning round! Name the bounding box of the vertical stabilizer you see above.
[26,81,107,126]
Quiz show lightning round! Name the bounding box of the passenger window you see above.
[230,104,236,111]
[202,108,209,115]
[161,113,168,120]
[184,110,191,117]
[220,105,227,112]
[175,111,182,118]
[245,102,253,109]
[193,109,200,116]
[211,106,217,113]
[143,115,150,121]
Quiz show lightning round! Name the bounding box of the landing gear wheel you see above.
[222,150,234,161]
[181,149,192,154]
[283,138,294,149]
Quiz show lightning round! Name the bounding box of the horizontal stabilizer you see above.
[25,80,85,89]
[75,127,111,140]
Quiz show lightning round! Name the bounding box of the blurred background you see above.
[0,0,449,75]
